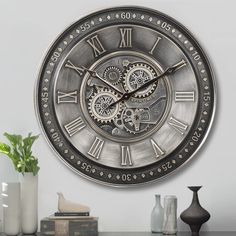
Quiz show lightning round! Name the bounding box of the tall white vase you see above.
[19,173,38,234]
[1,182,21,235]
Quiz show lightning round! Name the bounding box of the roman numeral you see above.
[64,117,86,137]
[86,35,106,57]
[65,60,85,76]
[168,116,188,135]
[121,146,133,166]
[149,36,162,54]
[88,137,104,159]
[57,91,78,104]
[175,91,195,102]
[150,139,165,159]
[119,27,132,48]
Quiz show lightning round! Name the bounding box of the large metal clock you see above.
[35,7,216,186]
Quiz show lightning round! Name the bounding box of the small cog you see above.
[123,62,157,98]
[103,66,122,85]
[88,88,122,123]
[122,108,150,134]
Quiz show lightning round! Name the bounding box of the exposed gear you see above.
[88,88,122,123]
[103,66,122,85]
[85,86,95,99]
[123,62,157,98]
[122,108,150,134]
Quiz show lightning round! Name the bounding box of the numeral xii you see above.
[119,27,132,48]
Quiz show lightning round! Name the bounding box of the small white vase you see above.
[19,173,38,234]
[151,194,164,233]
[1,182,21,235]
[162,195,177,235]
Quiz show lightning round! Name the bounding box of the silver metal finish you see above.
[35,7,216,186]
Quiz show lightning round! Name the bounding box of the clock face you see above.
[35,7,216,186]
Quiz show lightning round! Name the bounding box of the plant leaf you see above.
[0,142,11,155]
[4,133,22,148]
[23,133,39,157]
[1,132,40,175]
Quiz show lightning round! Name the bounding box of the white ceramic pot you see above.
[1,182,21,235]
[19,173,38,234]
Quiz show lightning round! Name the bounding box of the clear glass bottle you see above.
[151,194,164,233]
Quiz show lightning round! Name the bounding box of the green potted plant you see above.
[0,132,40,234]
[0,132,40,175]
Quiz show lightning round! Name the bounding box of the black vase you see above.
[180,186,210,235]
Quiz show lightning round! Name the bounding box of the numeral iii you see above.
[175,91,195,102]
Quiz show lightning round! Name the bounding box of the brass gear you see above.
[123,62,157,98]
[88,88,122,123]
[103,66,122,85]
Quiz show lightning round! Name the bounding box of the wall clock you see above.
[35,6,216,186]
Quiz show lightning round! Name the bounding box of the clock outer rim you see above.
[34,6,217,187]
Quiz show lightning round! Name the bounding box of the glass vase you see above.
[151,194,164,233]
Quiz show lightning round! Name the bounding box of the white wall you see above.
[0,0,235,232]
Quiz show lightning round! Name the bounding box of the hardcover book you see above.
[54,212,90,217]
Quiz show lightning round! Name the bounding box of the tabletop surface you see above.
[1,232,235,236]
[100,233,236,236]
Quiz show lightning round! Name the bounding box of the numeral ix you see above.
[57,91,78,104]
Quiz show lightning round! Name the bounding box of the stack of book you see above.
[40,211,98,236]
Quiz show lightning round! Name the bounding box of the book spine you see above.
[40,220,56,235]
[55,212,90,216]
[69,221,98,236]
[40,219,98,236]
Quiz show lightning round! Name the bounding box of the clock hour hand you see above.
[109,59,186,107]
[83,67,124,95]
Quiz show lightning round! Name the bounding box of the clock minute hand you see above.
[109,59,186,107]
[83,67,124,95]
